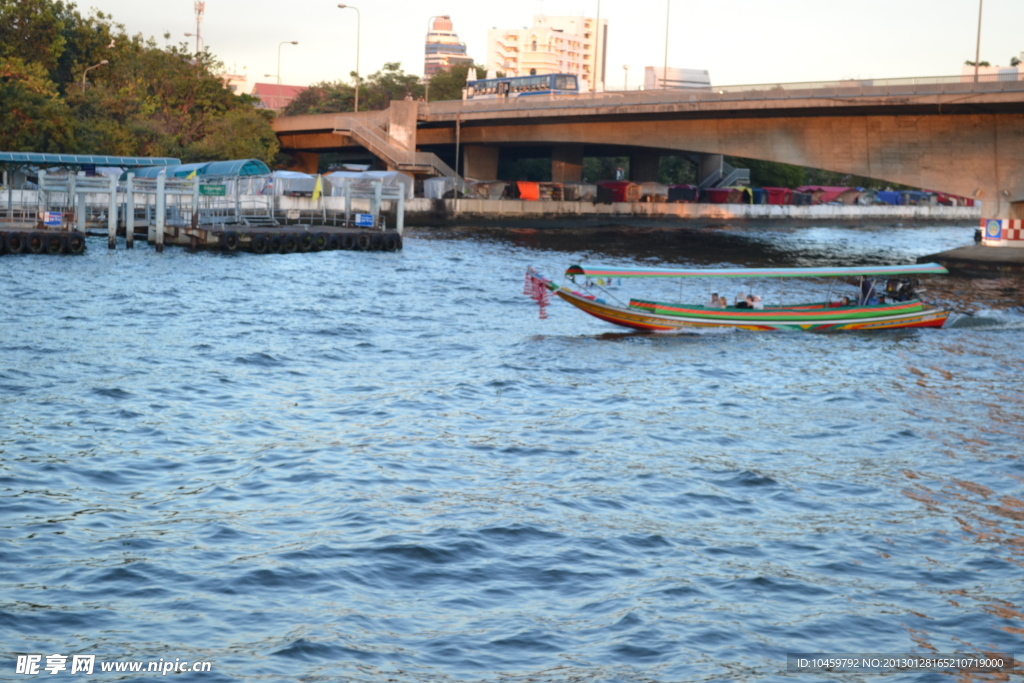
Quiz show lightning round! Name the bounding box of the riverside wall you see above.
[402,199,981,227]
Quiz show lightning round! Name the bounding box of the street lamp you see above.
[623,64,629,91]
[81,59,108,91]
[338,4,361,112]
[277,41,298,110]
[663,0,671,90]
[185,32,204,52]
[973,0,983,84]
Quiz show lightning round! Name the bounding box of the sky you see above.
[77,0,1024,90]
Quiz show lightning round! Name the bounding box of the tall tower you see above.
[425,16,473,77]
[193,1,205,54]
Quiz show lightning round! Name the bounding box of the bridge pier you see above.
[291,152,319,174]
[462,146,500,180]
[697,154,723,187]
[629,151,660,183]
[551,144,584,183]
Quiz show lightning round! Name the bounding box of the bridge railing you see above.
[425,71,1024,115]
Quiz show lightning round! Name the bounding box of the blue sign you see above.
[42,211,62,227]
[355,213,375,228]
[985,219,1003,239]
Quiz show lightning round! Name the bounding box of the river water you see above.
[2,221,1022,682]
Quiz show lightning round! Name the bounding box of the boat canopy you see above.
[566,263,949,279]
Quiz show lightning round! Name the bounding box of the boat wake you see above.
[946,308,1024,330]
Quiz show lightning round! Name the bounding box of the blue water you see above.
[2,223,1022,682]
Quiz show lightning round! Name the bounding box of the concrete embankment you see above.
[402,198,980,227]
[919,244,1024,274]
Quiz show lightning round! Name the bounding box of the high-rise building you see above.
[486,15,608,91]
[425,16,474,77]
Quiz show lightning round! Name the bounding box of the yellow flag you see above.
[312,174,323,202]
[186,168,197,179]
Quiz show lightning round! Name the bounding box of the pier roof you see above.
[0,152,180,168]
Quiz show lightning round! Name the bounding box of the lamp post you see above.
[663,0,671,90]
[623,64,629,91]
[973,0,983,84]
[185,32,204,52]
[81,59,108,91]
[277,41,298,110]
[338,4,361,112]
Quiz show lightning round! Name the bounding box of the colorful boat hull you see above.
[529,272,949,332]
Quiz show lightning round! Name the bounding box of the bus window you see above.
[554,75,577,91]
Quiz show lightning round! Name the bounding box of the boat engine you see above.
[885,278,919,302]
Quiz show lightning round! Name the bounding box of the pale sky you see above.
[79,0,1023,91]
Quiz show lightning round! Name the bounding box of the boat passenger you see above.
[735,293,750,309]
[859,277,879,306]
[709,293,722,308]
[750,295,764,310]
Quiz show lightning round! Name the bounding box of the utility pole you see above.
[194,1,205,55]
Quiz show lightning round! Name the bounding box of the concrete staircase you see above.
[698,159,750,189]
[334,114,470,195]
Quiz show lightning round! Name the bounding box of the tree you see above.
[1,0,279,164]
[192,107,280,165]
[427,63,486,102]
[358,62,423,110]
[0,57,74,152]
[283,80,355,116]
[964,60,991,67]
[1012,56,1021,67]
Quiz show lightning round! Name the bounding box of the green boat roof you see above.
[566,263,949,279]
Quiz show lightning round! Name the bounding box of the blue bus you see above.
[463,73,579,100]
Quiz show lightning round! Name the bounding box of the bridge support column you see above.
[629,151,660,183]
[979,199,1024,247]
[551,144,584,183]
[388,101,419,153]
[291,152,319,174]
[697,153,723,186]
[462,146,500,180]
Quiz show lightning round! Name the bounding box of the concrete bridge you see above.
[272,74,1024,219]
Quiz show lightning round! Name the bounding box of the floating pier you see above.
[1,165,404,256]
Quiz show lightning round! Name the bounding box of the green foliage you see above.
[0,57,74,151]
[658,156,696,185]
[725,157,805,188]
[427,63,486,102]
[498,157,550,182]
[284,63,424,115]
[283,80,355,115]
[964,60,991,67]
[0,0,278,164]
[358,62,424,110]
[725,155,904,190]
[583,157,628,183]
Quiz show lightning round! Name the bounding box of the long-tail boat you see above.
[524,263,950,332]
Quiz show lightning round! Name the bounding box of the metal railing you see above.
[335,116,470,194]
[423,71,1024,116]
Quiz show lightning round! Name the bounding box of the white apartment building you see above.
[486,15,608,91]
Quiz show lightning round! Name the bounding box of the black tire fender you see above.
[27,232,46,254]
[66,232,86,255]
[45,233,66,255]
[221,230,240,252]
[251,234,269,254]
